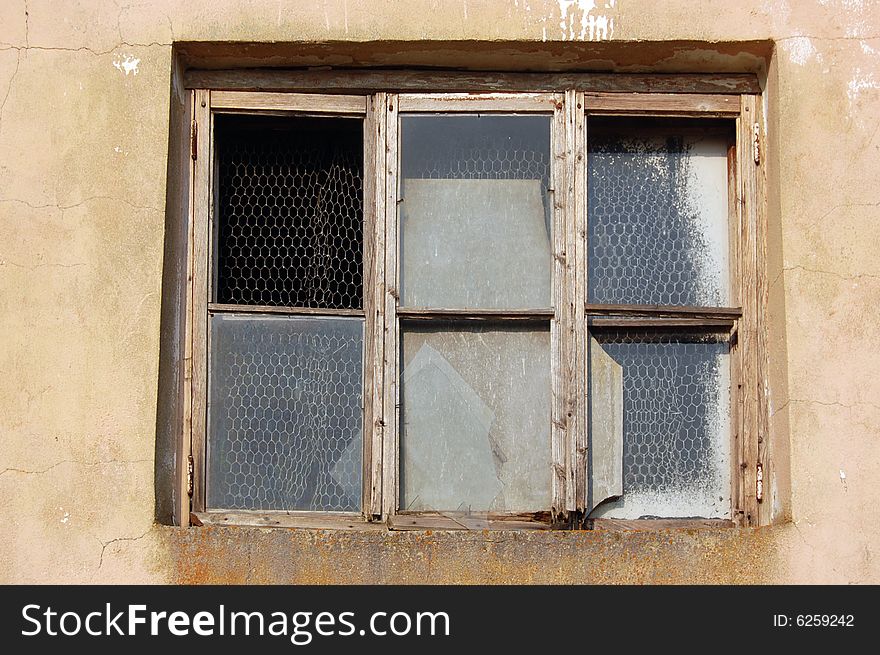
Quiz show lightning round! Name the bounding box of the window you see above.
[179,80,766,530]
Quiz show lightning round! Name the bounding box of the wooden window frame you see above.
[179,74,767,531]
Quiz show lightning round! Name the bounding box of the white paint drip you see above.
[784,36,819,66]
[556,0,616,41]
[848,68,880,104]
[112,54,140,76]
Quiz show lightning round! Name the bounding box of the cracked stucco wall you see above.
[1,0,878,584]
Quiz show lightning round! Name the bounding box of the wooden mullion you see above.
[362,93,383,520]
[550,94,568,519]
[190,89,211,513]
[738,94,760,526]
[572,91,588,515]
[194,511,381,531]
[754,95,771,526]
[380,94,400,520]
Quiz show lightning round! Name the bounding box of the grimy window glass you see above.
[400,325,551,512]
[588,330,731,519]
[587,118,732,308]
[586,116,736,520]
[207,113,365,513]
[399,115,552,309]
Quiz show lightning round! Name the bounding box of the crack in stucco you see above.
[1,260,87,271]
[0,459,152,479]
[783,264,880,283]
[0,196,160,212]
[95,528,152,573]
[0,49,21,131]
[0,42,169,57]
[789,398,880,411]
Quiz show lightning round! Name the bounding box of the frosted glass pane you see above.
[400,326,551,512]
[400,115,552,309]
[207,314,363,512]
[588,331,731,519]
[588,118,732,307]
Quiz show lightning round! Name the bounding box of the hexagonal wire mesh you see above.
[208,315,363,512]
[587,117,733,307]
[590,329,730,518]
[214,114,363,309]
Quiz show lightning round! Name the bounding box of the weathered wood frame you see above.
[179,78,766,531]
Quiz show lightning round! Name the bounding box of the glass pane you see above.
[207,314,363,511]
[589,330,730,519]
[400,115,552,309]
[400,325,551,512]
[588,118,733,307]
[214,114,363,309]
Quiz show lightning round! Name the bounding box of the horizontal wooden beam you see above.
[398,92,558,113]
[193,511,386,531]
[589,317,736,329]
[186,69,760,95]
[389,511,556,531]
[397,308,554,323]
[211,90,367,114]
[584,92,740,116]
[585,303,742,320]
[208,303,365,318]
[590,518,736,531]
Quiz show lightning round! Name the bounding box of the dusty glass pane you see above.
[399,115,552,309]
[588,118,732,307]
[207,314,363,512]
[214,114,363,309]
[588,330,730,519]
[400,326,551,512]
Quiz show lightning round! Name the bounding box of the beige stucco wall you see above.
[1,0,878,584]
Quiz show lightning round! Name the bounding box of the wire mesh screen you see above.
[399,115,553,309]
[588,118,733,307]
[590,329,730,519]
[207,314,363,512]
[215,114,363,309]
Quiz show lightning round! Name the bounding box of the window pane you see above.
[588,330,730,519]
[400,115,552,309]
[215,114,363,309]
[588,118,732,307]
[207,314,363,511]
[400,325,551,512]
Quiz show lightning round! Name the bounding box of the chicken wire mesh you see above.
[207,314,363,512]
[400,115,551,218]
[214,114,363,309]
[590,329,730,507]
[587,118,733,307]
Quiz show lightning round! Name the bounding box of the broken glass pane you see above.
[588,330,730,519]
[399,115,552,309]
[214,114,364,309]
[588,118,733,307]
[400,326,551,512]
[207,314,363,512]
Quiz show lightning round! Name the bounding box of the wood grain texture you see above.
[207,303,364,317]
[186,70,760,95]
[737,95,760,526]
[190,89,211,513]
[397,92,557,112]
[194,511,385,531]
[583,93,741,116]
[381,94,400,519]
[211,90,366,114]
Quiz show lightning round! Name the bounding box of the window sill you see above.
[191,512,734,532]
